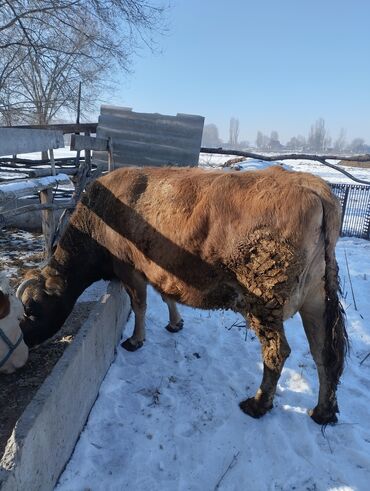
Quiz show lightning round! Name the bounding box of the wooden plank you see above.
[0,174,71,203]
[3,123,98,135]
[49,148,56,176]
[0,168,77,180]
[0,129,65,156]
[39,189,55,258]
[70,134,108,151]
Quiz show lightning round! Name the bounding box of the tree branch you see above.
[201,148,370,185]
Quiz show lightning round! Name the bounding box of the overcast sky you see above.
[110,0,370,144]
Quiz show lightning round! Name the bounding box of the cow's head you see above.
[0,275,29,374]
[17,269,71,347]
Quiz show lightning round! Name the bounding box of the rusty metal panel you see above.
[0,128,64,156]
[93,106,204,169]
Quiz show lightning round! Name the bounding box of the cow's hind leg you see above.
[120,272,147,352]
[300,285,346,425]
[240,314,291,418]
[161,295,184,333]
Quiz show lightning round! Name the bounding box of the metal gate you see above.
[330,183,370,239]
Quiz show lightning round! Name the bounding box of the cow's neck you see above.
[49,248,105,299]
[48,223,112,305]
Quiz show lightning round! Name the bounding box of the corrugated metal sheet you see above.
[0,128,64,156]
[93,106,204,169]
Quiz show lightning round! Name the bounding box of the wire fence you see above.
[330,183,370,239]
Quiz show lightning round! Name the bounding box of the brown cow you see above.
[17,166,347,424]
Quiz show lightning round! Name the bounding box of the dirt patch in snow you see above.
[339,160,370,168]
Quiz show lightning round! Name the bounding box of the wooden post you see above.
[74,82,82,168]
[84,130,91,172]
[49,148,56,176]
[107,137,114,172]
[39,189,55,258]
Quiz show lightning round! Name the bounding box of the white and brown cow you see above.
[0,273,28,373]
[17,166,348,424]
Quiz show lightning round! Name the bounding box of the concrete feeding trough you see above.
[0,281,130,491]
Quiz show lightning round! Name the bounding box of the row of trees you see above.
[202,117,369,154]
[0,0,165,125]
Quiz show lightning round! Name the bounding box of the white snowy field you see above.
[55,237,370,491]
[200,153,370,185]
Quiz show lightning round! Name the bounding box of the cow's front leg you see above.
[240,315,290,418]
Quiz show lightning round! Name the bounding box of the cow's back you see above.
[85,166,340,313]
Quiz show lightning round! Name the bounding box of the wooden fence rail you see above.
[0,174,71,257]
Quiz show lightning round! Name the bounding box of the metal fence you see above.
[330,183,370,239]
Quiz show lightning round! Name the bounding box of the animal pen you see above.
[1,109,370,490]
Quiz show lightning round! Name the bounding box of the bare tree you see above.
[202,123,222,148]
[255,130,269,150]
[268,130,283,151]
[347,138,367,153]
[270,130,279,142]
[307,118,331,151]
[0,1,166,123]
[229,117,240,147]
[286,135,305,151]
[333,128,347,153]
[1,21,110,124]
[0,1,164,57]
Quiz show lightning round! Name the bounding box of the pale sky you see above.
[108,0,370,145]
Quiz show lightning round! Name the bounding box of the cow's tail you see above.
[321,191,349,391]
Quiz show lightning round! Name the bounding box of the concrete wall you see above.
[0,281,130,491]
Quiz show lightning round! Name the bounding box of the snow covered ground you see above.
[55,205,370,488]
[200,153,370,185]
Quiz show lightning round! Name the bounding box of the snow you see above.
[1,147,81,161]
[274,159,370,185]
[0,173,70,195]
[77,280,108,303]
[0,147,80,180]
[199,153,370,184]
[55,245,370,490]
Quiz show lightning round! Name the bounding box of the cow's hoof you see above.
[121,338,144,352]
[239,397,272,419]
[165,319,184,333]
[308,407,338,425]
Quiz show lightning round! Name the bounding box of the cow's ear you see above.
[44,276,65,297]
[0,292,10,320]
